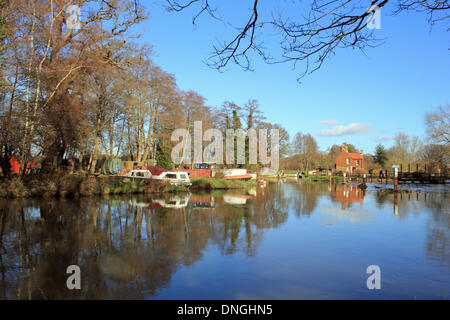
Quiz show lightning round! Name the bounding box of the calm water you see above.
[0,181,448,299]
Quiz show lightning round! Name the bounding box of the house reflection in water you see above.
[189,195,216,209]
[332,184,365,210]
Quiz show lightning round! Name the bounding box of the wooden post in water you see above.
[393,165,399,190]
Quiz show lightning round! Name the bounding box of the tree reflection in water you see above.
[0,186,289,299]
[0,182,447,299]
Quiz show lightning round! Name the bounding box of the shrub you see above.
[0,178,28,198]
[58,174,82,197]
[214,172,225,179]
[79,177,99,196]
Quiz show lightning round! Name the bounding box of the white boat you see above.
[152,171,192,187]
[123,169,152,179]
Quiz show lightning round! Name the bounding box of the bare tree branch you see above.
[165,0,449,78]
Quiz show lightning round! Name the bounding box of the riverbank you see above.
[265,174,344,182]
[190,178,257,191]
[0,174,258,198]
[0,174,188,198]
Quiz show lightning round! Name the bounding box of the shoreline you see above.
[0,175,257,199]
[190,178,257,191]
[1,174,444,199]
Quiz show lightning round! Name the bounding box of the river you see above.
[0,180,448,299]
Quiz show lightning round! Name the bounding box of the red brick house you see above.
[335,144,364,173]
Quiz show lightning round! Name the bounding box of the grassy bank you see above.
[0,174,188,199]
[266,174,344,182]
[190,178,257,191]
[302,175,344,182]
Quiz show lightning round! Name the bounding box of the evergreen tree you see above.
[374,144,388,168]
[156,144,174,170]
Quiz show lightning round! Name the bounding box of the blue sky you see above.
[134,1,449,154]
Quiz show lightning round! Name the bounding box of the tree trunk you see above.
[89,135,100,174]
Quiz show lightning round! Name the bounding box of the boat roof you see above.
[147,166,168,176]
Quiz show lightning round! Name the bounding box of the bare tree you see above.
[165,0,449,77]
[243,99,266,130]
[387,133,422,165]
[425,105,450,145]
[291,132,319,170]
[421,144,449,173]
[2,0,147,175]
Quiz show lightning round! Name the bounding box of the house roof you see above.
[348,152,364,160]
[338,150,364,160]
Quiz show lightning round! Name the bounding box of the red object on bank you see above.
[9,156,21,174]
[8,157,35,174]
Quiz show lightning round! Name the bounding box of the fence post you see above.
[394,167,398,190]
[392,165,399,190]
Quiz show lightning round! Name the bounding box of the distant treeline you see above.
[282,107,449,173]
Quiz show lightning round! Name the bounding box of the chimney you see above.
[341,143,348,152]
[360,148,363,155]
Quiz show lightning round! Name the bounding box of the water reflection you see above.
[0,187,287,299]
[0,181,448,299]
[330,184,365,210]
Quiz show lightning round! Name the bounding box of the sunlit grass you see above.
[191,178,256,190]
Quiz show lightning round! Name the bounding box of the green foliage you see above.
[190,178,256,190]
[374,144,388,168]
[156,145,174,170]
[144,159,157,166]
[100,158,123,175]
[232,110,242,130]
[342,143,357,153]
[246,164,259,172]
